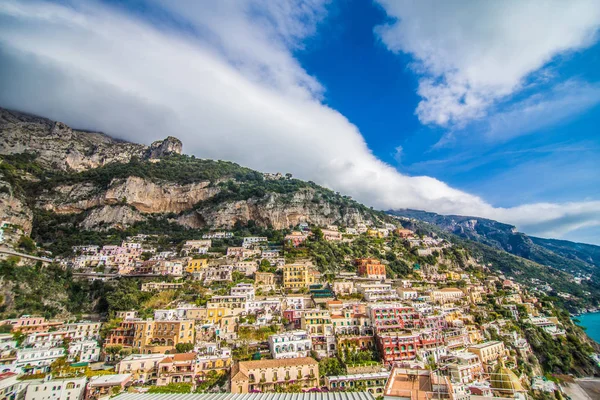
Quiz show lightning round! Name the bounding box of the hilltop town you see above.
[0,220,597,399]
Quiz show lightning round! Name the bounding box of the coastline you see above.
[573,311,600,344]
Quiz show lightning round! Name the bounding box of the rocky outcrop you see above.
[146,136,183,159]
[41,176,220,215]
[0,108,181,171]
[80,205,144,230]
[195,189,367,229]
[0,175,33,235]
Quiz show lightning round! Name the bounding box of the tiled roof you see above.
[238,357,318,371]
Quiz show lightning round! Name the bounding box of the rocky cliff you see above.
[0,108,384,239]
[0,108,182,172]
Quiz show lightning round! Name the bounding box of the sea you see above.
[575,311,600,344]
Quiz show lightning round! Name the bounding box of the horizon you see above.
[1,1,599,244]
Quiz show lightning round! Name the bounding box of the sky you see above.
[0,0,599,244]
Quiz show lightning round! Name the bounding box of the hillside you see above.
[0,108,388,255]
[388,209,599,277]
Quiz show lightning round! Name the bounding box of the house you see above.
[325,371,390,396]
[301,310,336,357]
[268,330,312,359]
[242,237,267,248]
[283,263,320,289]
[430,288,465,304]
[25,376,87,400]
[186,258,209,274]
[117,354,166,384]
[355,258,386,280]
[0,372,22,400]
[156,353,196,386]
[86,374,131,399]
[467,341,506,369]
[230,357,319,393]
[284,231,309,247]
[383,367,450,400]
[16,347,65,373]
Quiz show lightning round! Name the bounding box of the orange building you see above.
[356,258,386,279]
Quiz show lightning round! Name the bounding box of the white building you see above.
[230,283,255,300]
[25,376,87,400]
[16,347,65,372]
[357,283,399,302]
[242,237,267,248]
[68,340,101,363]
[268,330,312,359]
[397,289,419,300]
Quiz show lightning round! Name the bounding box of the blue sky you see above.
[0,0,599,243]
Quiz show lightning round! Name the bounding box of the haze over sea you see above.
[576,312,600,344]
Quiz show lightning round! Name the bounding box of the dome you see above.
[490,361,524,392]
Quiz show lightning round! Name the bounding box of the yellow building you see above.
[130,319,195,354]
[283,264,319,290]
[186,258,209,273]
[205,307,233,325]
[467,341,506,365]
[231,357,319,393]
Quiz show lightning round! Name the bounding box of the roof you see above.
[238,357,318,370]
[89,373,131,386]
[116,394,374,400]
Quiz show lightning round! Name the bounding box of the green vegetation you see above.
[148,383,192,393]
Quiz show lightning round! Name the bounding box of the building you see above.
[355,258,386,280]
[325,371,390,396]
[16,347,65,372]
[283,264,320,290]
[242,237,268,248]
[195,347,232,380]
[430,288,465,304]
[255,272,276,286]
[107,319,195,354]
[186,258,209,274]
[467,341,506,368]
[383,367,449,400]
[230,283,255,300]
[86,374,131,399]
[376,332,421,365]
[0,372,22,400]
[207,296,247,316]
[301,310,336,357]
[368,304,422,333]
[25,376,87,400]
[268,330,312,359]
[117,353,166,384]
[285,231,309,247]
[156,353,196,386]
[230,357,319,393]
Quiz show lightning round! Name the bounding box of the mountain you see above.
[0,108,387,253]
[387,209,599,277]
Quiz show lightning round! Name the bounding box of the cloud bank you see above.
[375,0,600,127]
[0,0,599,242]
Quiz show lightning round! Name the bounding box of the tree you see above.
[175,342,195,353]
[319,357,345,377]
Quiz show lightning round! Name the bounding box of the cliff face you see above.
[190,188,367,230]
[0,108,382,237]
[40,176,219,215]
[0,109,181,172]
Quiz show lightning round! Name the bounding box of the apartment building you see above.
[283,263,320,289]
[268,330,312,359]
[24,376,87,400]
[230,357,319,393]
[117,353,166,384]
[355,258,387,280]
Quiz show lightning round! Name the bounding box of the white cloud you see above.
[485,80,600,142]
[375,0,600,127]
[0,0,599,242]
